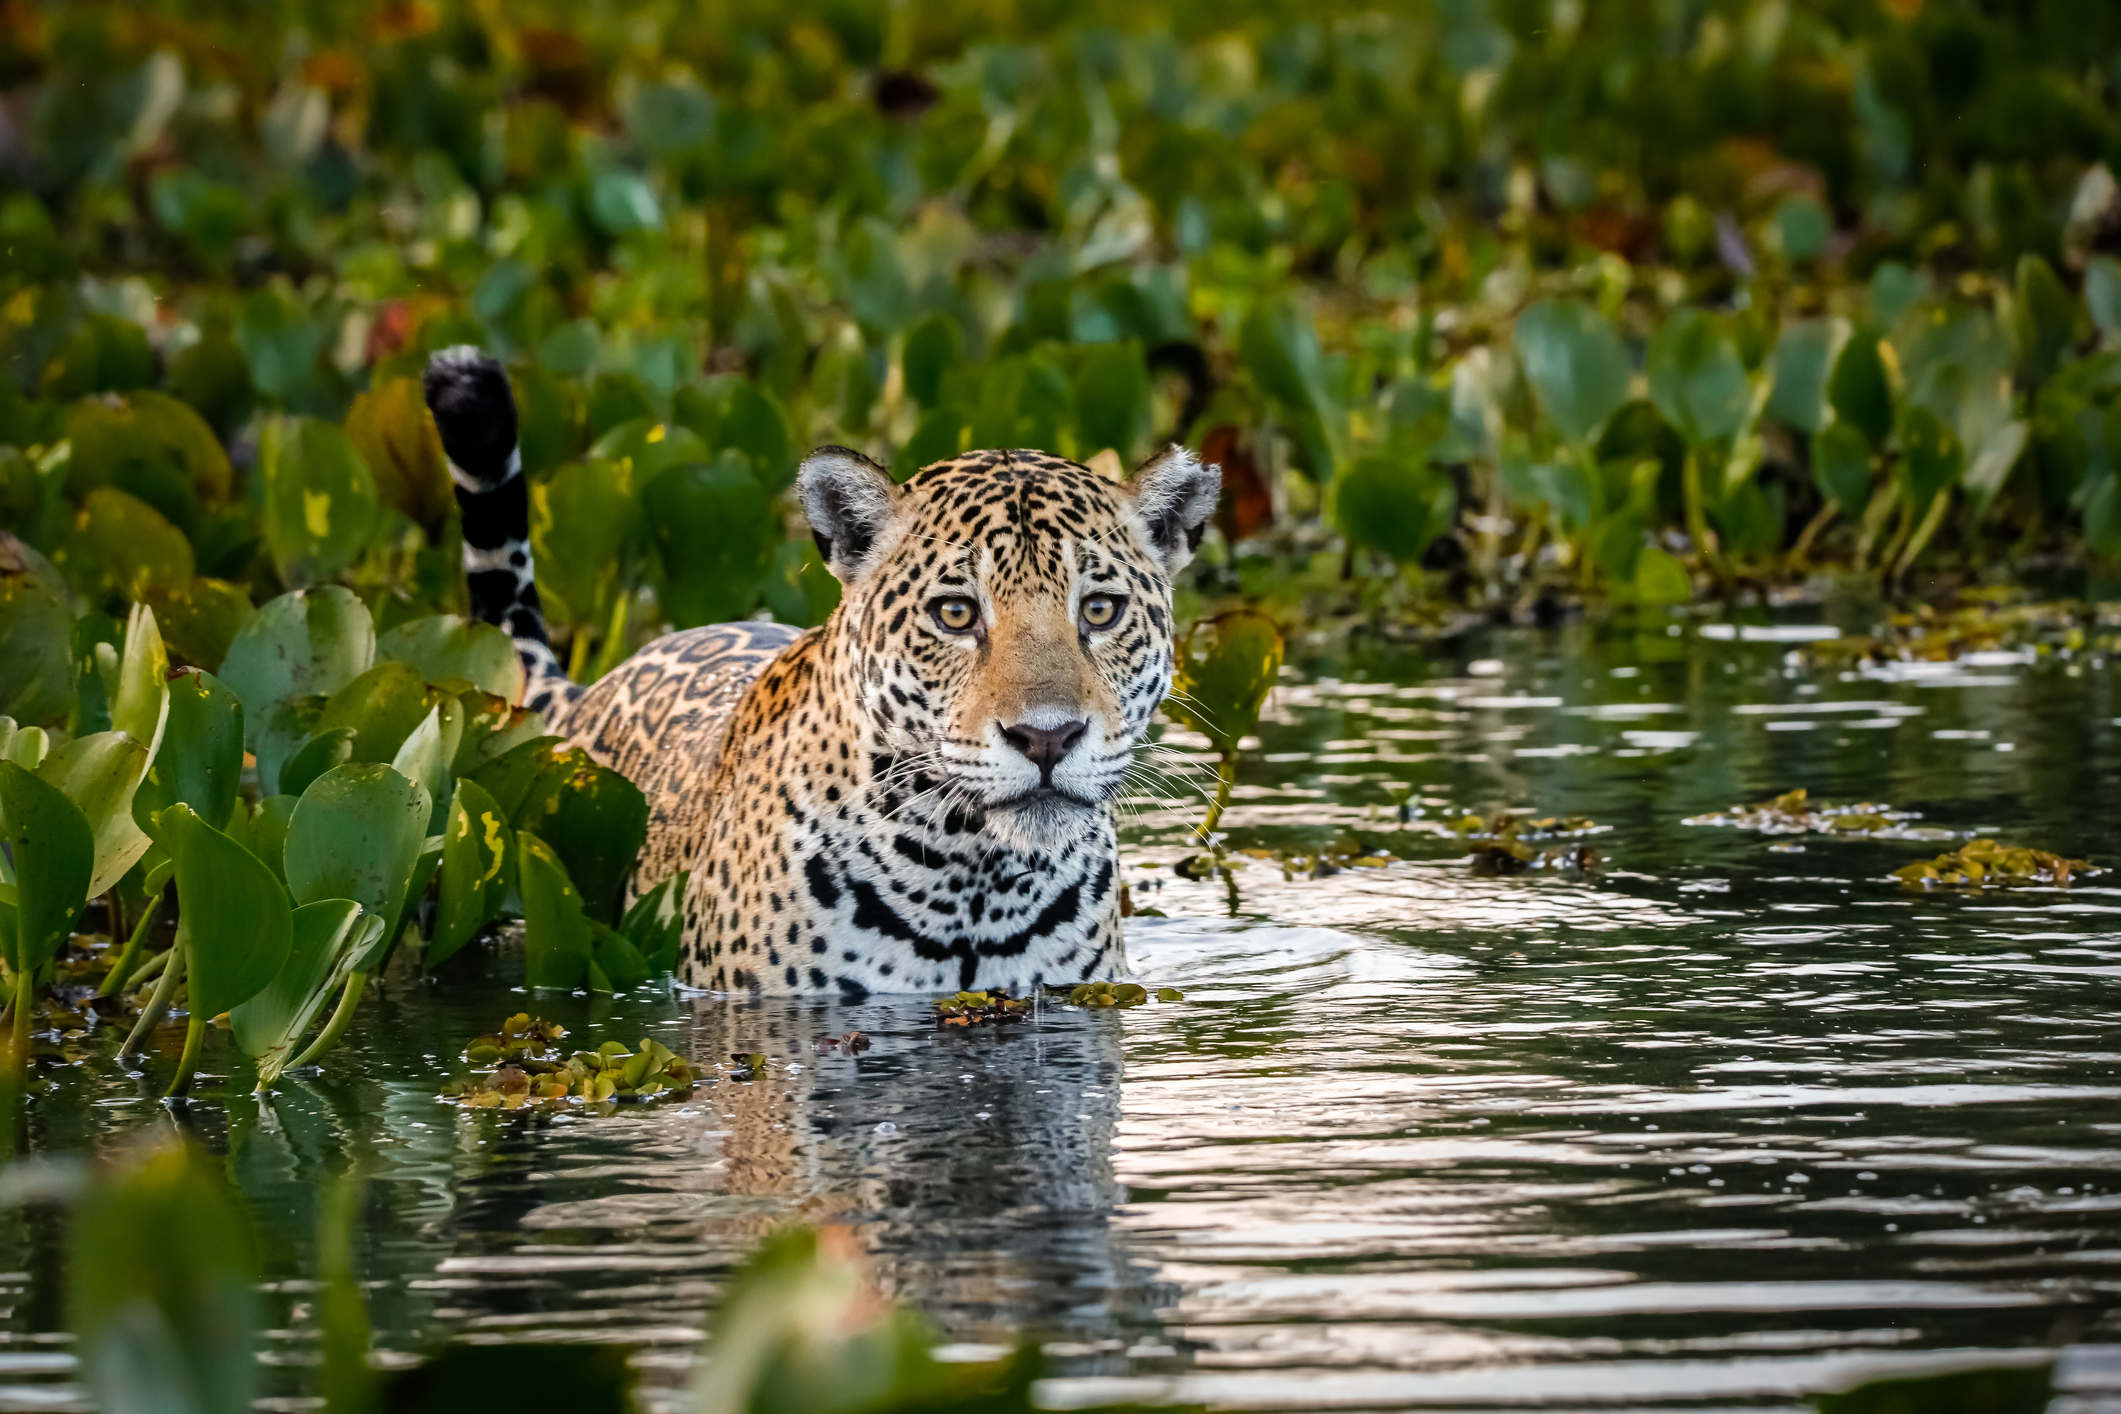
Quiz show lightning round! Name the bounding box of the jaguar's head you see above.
[800,446,1219,855]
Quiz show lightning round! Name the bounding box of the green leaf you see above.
[61,486,195,605]
[1164,611,1284,756]
[1766,319,1841,434]
[0,533,76,727]
[2086,475,2121,559]
[145,578,255,673]
[514,748,650,926]
[761,539,842,629]
[375,615,526,702]
[283,763,431,933]
[314,662,444,768]
[588,923,651,991]
[390,704,458,834]
[1828,329,1895,447]
[529,459,638,633]
[2011,253,2076,385]
[1811,423,1875,515]
[644,454,776,630]
[462,735,567,820]
[354,832,440,974]
[36,731,152,897]
[279,727,356,800]
[1963,420,2030,513]
[587,418,712,486]
[72,1140,261,1414]
[1242,299,1339,476]
[2088,257,2121,339]
[132,669,244,840]
[718,382,796,493]
[230,898,364,1075]
[519,832,593,990]
[1073,341,1150,459]
[235,795,298,885]
[164,802,293,1018]
[1341,450,1459,564]
[1513,299,1629,446]
[1630,545,1693,605]
[0,761,93,973]
[1647,309,1751,447]
[430,778,516,969]
[219,587,375,793]
[1902,405,1965,507]
[901,313,962,408]
[259,415,381,587]
[617,870,687,976]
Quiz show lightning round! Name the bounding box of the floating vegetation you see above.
[1050,982,1184,1008]
[1802,595,2121,667]
[1684,788,1954,840]
[934,991,1034,1027]
[1452,814,1606,875]
[461,1013,567,1067]
[1891,839,2097,889]
[442,1033,697,1109]
[811,1032,871,1055]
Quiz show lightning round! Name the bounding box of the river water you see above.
[4,615,2120,1411]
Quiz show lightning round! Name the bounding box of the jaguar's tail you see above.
[422,346,578,716]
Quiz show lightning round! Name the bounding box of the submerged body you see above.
[424,350,1218,998]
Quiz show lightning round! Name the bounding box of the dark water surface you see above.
[5,618,2120,1411]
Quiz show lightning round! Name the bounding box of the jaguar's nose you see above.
[999,719,1088,788]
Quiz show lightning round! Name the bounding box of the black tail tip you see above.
[423,345,520,488]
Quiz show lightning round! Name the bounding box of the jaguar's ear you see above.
[799,446,901,585]
[1126,444,1222,575]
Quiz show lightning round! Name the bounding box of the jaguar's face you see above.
[801,446,1220,854]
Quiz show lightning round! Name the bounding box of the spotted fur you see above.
[425,352,1219,997]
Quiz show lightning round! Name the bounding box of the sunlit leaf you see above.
[1164,611,1284,756]
[1334,451,1456,564]
[132,669,243,840]
[283,763,431,932]
[36,731,152,897]
[376,615,526,703]
[219,587,374,794]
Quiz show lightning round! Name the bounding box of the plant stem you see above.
[1894,489,1953,578]
[117,944,186,1066]
[1681,448,1729,590]
[125,948,171,989]
[1788,501,1837,569]
[285,972,368,1073]
[589,588,631,683]
[164,1013,204,1099]
[1194,753,1238,845]
[97,897,160,997]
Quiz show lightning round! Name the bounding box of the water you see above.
[6,617,2121,1411]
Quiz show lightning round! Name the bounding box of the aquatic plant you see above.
[1891,839,2096,888]
[1683,787,1954,840]
[1162,610,1284,843]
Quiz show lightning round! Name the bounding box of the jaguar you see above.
[424,346,1219,998]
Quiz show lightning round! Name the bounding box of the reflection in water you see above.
[2,621,2119,1410]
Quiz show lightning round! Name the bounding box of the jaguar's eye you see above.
[931,596,980,633]
[1080,593,1124,630]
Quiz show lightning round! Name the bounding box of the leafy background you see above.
[4,0,2121,698]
